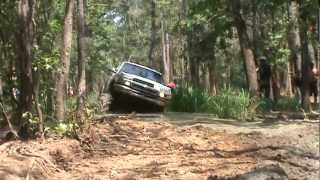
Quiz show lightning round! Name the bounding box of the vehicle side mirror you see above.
[108,67,117,73]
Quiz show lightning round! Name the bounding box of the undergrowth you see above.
[169,85,257,120]
[258,97,301,112]
[169,85,302,120]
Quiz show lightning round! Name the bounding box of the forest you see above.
[0,0,319,135]
[0,0,320,179]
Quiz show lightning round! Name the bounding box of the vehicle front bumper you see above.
[112,84,170,107]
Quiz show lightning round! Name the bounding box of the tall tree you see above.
[55,0,75,121]
[230,0,259,97]
[288,0,302,86]
[161,18,172,84]
[148,0,156,68]
[17,0,35,115]
[76,0,88,127]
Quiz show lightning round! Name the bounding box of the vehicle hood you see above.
[122,73,171,92]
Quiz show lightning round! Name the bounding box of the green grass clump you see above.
[169,85,256,120]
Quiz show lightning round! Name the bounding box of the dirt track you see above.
[0,114,319,179]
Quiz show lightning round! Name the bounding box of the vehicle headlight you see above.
[160,88,171,98]
[124,81,131,86]
[159,91,165,98]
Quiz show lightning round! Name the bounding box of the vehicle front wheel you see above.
[152,105,164,113]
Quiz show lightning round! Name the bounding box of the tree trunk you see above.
[161,19,171,84]
[33,71,44,138]
[0,56,2,97]
[288,0,302,82]
[300,14,312,111]
[76,0,88,128]
[208,60,217,95]
[271,65,281,102]
[17,0,34,115]
[285,62,294,97]
[166,32,173,82]
[148,0,156,68]
[55,0,75,121]
[230,0,259,97]
[190,58,200,87]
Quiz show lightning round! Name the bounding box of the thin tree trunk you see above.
[55,0,75,121]
[161,19,171,84]
[190,58,199,87]
[33,71,44,138]
[76,0,88,128]
[148,0,156,68]
[271,66,281,102]
[285,63,294,97]
[166,32,172,82]
[230,0,259,97]
[208,60,217,95]
[0,57,2,97]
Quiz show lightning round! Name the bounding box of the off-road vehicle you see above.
[106,62,172,112]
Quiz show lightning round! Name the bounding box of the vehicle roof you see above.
[122,61,162,75]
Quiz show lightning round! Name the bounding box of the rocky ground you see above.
[0,114,319,180]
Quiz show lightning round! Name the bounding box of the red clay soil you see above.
[0,117,319,179]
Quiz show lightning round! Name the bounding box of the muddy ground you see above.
[0,114,319,180]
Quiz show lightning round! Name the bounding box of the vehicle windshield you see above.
[119,63,164,84]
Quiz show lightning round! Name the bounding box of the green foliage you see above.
[257,98,274,112]
[274,97,301,112]
[86,92,103,113]
[204,88,256,120]
[22,112,39,135]
[169,85,208,113]
[45,121,79,137]
[258,97,301,112]
[169,85,257,120]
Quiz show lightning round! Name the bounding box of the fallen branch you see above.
[0,101,19,139]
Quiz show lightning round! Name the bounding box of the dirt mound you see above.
[0,117,319,179]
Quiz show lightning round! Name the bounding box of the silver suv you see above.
[106,62,172,111]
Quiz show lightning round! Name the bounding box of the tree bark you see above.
[230,0,259,97]
[288,0,302,82]
[166,32,173,82]
[161,19,171,84]
[33,71,44,138]
[300,14,312,111]
[0,57,2,97]
[55,0,75,121]
[76,0,88,128]
[208,60,217,95]
[148,0,156,68]
[271,66,281,102]
[17,0,34,114]
[285,62,294,97]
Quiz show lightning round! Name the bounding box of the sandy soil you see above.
[0,115,319,180]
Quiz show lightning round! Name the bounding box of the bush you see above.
[169,85,209,113]
[258,97,301,112]
[169,85,256,120]
[274,97,300,111]
[204,88,256,120]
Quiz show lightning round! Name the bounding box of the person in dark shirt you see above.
[259,57,271,99]
[310,62,318,105]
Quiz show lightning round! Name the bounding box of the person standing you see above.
[258,57,271,99]
[310,63,318,106]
